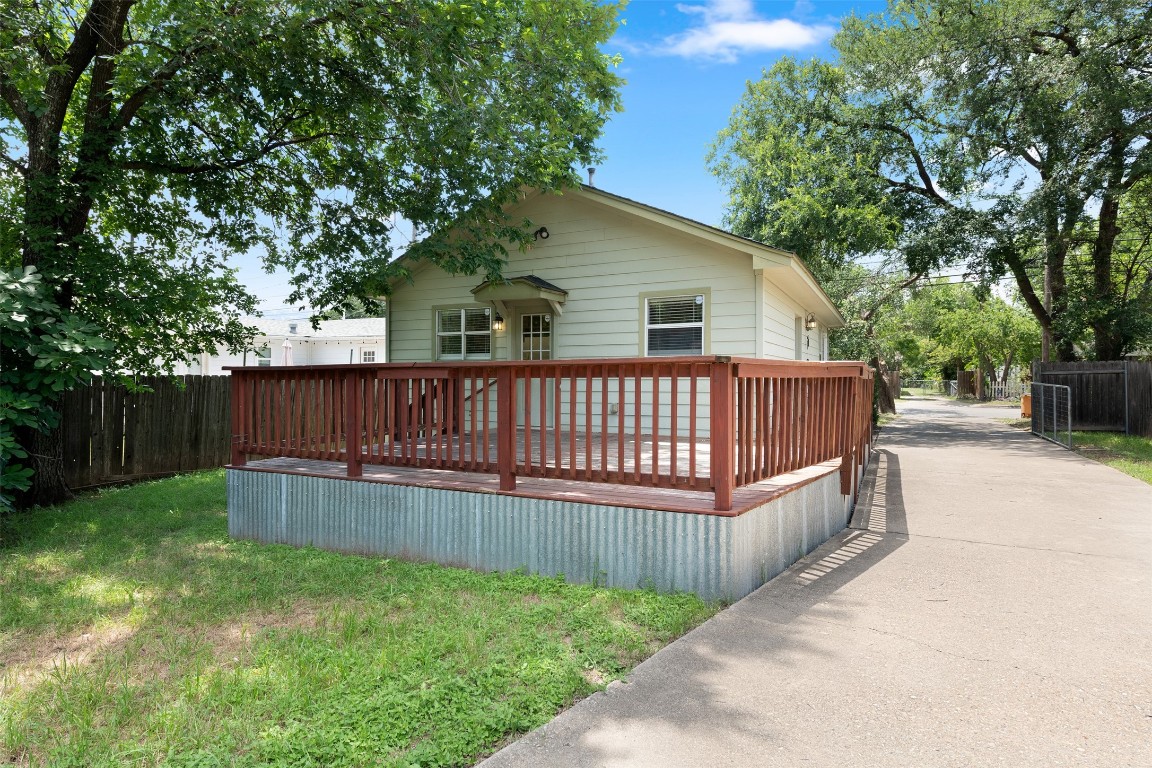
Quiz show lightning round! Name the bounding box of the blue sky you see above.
[247,0,887,318]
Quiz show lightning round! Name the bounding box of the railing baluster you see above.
[670,367,679,485]
[599,367,608,481]
[225,357,874,511]
[553,372,561,477]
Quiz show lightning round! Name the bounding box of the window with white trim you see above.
[361,349,376,363]
[436,307,492,360]
[645,294,704,356]
[255,344,272,367]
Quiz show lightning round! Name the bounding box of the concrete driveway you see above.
[480,397,1152,767]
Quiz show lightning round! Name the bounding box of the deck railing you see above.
[227,356,873,511]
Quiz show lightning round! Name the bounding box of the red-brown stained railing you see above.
[227,356,873,512]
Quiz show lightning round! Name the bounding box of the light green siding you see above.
[761,272,825,361]
[388,192,758,363]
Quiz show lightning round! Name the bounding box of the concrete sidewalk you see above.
[480,397,1152,767]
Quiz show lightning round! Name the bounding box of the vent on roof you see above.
[289,323,298,334]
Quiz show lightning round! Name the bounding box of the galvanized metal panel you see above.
[227,467,856,602]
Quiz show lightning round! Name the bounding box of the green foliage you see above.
[884,284,1042,380]
[1,0,623,501]
[709,0,1152,360]
[0,471,715,767]
[0,267,111,510]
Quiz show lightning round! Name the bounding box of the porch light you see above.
[533,227,549,240]
[804,313,817,331]
[492,314,505,332]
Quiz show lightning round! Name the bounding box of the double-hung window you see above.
[437,307,492,360]
[645,294,705,356]
[361,349,377,363]
[254,344,272,366]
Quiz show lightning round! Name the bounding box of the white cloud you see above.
[654,0,833,62]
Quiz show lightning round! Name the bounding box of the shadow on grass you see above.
[1,470,716,768]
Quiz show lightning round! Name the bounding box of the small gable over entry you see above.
[471,275,568,320]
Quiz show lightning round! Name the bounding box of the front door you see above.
[516,312,554,428]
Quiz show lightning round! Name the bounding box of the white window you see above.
[361,349,376,363]
[645,294,704,356]
[255,344,272,367]
[521,313,552,360]
[437,307,492,360]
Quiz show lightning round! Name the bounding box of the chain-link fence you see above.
[1031,382,1073,449]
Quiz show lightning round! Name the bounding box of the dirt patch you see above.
[203,604,323,663]
[1,604,325,697]
[0,623,138,695]
[581,667,606,687]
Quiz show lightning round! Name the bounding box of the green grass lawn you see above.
[1,471,717,767]
[1069,432,1152,485]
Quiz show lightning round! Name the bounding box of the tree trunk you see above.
[1092,179,1124,360]
[871,356,896,415]
[15,415,72,509]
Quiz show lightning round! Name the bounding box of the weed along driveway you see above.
[481,397,1152,767]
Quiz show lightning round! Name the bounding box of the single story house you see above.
[225,185,873,601]
[385,184,843,366]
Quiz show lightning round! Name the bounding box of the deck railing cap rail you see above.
[224,355,870,375]
[223,355,735,373]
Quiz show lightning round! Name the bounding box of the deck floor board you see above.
[234,455,841,517]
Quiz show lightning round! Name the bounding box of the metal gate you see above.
[1031,382,1072,449]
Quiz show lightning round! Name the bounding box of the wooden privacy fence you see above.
[61,376,232,488]
[1032,361,1152,437]
[228,357,874,511]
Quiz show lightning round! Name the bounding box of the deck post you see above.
[840,375,857,496]
[230,372,247,466]
[497,367,516,491]
[710,359,734,512]
[345,371,363,478]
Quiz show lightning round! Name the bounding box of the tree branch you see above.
[115,132,342,175]
[0,152,27,175]
[1004,253,1050,331]
[114,39,215,131]
[857,119,951,205]
[0,73,32,130]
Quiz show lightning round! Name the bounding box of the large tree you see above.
[710,0,1151,361]
[0,0,622,506]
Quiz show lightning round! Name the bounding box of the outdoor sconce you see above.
[492,314,505,332]
[533,226,549,241]
[804,313,817,331]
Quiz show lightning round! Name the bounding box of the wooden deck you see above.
[231,455,842,517]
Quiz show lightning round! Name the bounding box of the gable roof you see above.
[392,184,845,327]
[554,186,845,328]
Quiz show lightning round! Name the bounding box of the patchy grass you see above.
[1069,432,1152,486]
[0,471,717,767]
[997,417,1033,430]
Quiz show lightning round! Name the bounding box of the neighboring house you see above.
[386,184,843,365]
[173,317,387,374]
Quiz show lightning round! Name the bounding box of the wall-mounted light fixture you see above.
[533,226,549,241]
[804,313,817,331]
[492,314,505,332]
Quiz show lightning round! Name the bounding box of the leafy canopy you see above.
[0,0,624,374]
[710,0,1152,360]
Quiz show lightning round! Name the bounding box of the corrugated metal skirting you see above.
[227,469,855,602]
